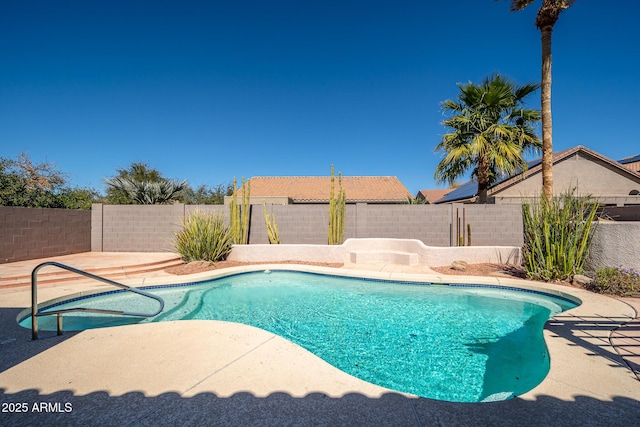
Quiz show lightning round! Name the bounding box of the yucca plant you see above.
[522,189,598,281]
[174,210,232,262]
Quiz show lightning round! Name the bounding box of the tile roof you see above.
[239,176,412,203]
[416,189,453,203]
[619,154,640,164]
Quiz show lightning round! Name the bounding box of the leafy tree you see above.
[104,162,234,205]
[55,187,102,210]
[0,152,98,209]
[434,74,541,203]
[177,182,234,205]
[501,0,576,200]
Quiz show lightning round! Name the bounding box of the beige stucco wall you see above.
[492,152,640,205]
[586,222,640,272]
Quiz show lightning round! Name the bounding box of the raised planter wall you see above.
[228,238,522,266]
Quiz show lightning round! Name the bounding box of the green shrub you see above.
[174,210,232,262]
[522,189,598,281]
[586,267,640,297]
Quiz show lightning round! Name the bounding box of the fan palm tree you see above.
[502,0,576,200]
[435,74,541,203]
[104,176,187,204]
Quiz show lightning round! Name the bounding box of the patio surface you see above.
[0,252,639,426]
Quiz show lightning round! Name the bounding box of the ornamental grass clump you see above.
[174,210,232,262]
[586,267,640,297]
[522,189,599,282]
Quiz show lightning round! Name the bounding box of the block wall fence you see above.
[91,203,525,252]
[3,205,638,271]
[0,206,91,263]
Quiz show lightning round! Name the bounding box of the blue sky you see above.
[1,1,638,196]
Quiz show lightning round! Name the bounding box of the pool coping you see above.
[1,263,639,425]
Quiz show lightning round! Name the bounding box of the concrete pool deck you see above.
[0,253,639,426]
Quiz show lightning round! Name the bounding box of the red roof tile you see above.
[417,189,453,203]
[239,176,412,203]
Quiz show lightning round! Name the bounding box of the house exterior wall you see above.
[1,206,91,263]
[492,152,640,205]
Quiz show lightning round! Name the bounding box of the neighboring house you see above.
[415,188,453,204]
[225,176,413,205]
[435,146,640,206]
[619,154,640,174]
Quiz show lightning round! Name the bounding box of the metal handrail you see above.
[31,261,165,340]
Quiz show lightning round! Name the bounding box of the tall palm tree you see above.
[435,74,541,203]
[503,0,576,200]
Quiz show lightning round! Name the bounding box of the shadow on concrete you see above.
[1,388,639,427]
[0,307,79,372]
[546,312,640,378]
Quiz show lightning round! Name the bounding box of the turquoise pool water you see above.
[20,270,579,402]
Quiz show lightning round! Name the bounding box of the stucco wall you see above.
[586,222,640,272]
[0,206,91,263]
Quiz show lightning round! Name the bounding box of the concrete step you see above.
[349,251,419,266]
[0,257,184,288]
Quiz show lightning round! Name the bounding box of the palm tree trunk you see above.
[476,157,490,204]
[541,25,554,201]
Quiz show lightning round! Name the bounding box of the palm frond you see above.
[435,74,541,201]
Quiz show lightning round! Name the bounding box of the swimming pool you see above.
[19,270,579,403]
